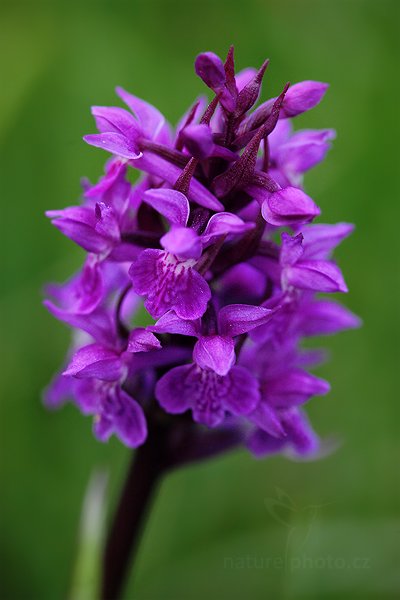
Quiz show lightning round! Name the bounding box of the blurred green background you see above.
[1,0,399,598]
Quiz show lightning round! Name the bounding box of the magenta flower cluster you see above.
[45,48,359,459]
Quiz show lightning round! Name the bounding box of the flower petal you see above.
[63,344,122,381]
[193,336,235,376]
[222,366,260,416]
[46,206,110,254]
[280,232,304,267]
[91,105,140,135]
[301,222,354,260]
[83,132,143,160]
[129,249,211,320]
[155,364,192,414]
[94,387,147,448]
[218,304,273,336]
[180,123,214,159]
[298,299,362,336]
[132,154,223,211]
[202,212,254,244]
[161,227,202,260]
[277,128,335,174]
[282,81,329,117]
[195,52,226,89]
[143,188,190,226]
[264,369,330,407]
[285,260,348,293]
[250,403,286,437]
[116,86,167,140]
[127,328,161,353]
[262,187,320,226]
[150,311,200,337]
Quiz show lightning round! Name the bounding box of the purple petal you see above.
[277,129,335,173]
[43,372,74,409]
[202,212,254,244]
[155,364,192,414]
[46,206,110,254]
[301,222,355,260]
[267,119,293,156]
[132,154,223,211]
[94,386,147,448]
[282,81,329,117]
[262,187,320,227]
[161,226,202,260]
[156,363,258,427]
[83,132,143,160]
[193,336,235,376]
[218,304,273,336]
[116,86,167,140]
[248,409,319,457]
[285,260,348,293]
[129,249,211,320]
[250,403,286,437]
[143,188,190,227]
[264,369,330,407]
[180,124,214,159]
[247,429,287,457]
[150,311,200,337]
[63,344,122,381]
[195,52,226,89]
[73,379,101,414]
[222,366,260,416]
[94,202,120,244]
[45,255,104,315]
[298,299,362,336]
[91,105,140,135]
[127,328,161,353]
[84,158,127,201]
[280,232,304,267]
[281,409,319,455]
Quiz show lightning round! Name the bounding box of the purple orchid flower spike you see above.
[44,48,360,598]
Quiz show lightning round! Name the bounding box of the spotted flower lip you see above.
[45,47,359,456]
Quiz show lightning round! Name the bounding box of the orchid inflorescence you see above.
[45,47,360,460]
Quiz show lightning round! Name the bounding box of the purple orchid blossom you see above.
[45,46,360,463]
[151,305,272,426]
[128,187,253,319]
[44,48,360,599]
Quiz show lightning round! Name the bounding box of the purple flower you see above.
[129,187,253,319]
[44,48,359,459]
[280,232,348,293]
[153,304,272,426]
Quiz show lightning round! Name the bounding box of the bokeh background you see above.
[1,0,399,598]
